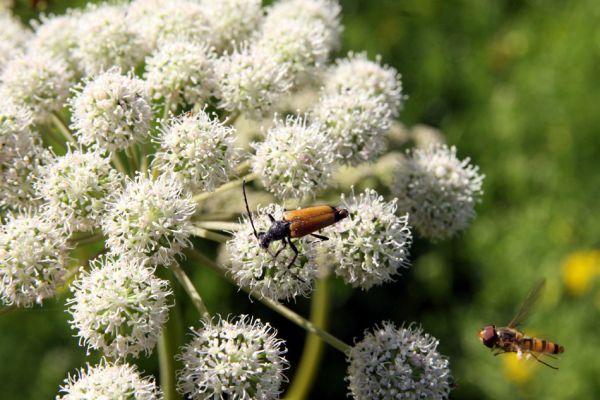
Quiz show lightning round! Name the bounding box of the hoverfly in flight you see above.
[479,279,564,369]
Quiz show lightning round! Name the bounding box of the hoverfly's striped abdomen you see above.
[283,206,348,238]
[521,337,565,354]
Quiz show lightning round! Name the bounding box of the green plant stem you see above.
[285,277,330,400]
[236,159,251,174]
[140,142,149,176]
[126,145,139,172]
[157,268,183,400]
[72,233,104,246]
[42,128,67,152]
[190,226,230,243]
[170,261,211,321]
[51,112,76,144]
[186,250,351,354]
[111,152,128,175]
[192,173,257,203]
[193,221,242,232]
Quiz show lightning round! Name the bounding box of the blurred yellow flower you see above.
[502,352,537,385]
[561,250,600,296]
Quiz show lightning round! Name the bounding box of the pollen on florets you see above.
[74,3,146,75]
[226,203,318,301]
[312,90,392,165]
[215,45,292,119]
[70,69,152,152]
[36,149,121,233]
[177,315,288,400]
[102,173,196,267]
[0,51,72,123]
[393,144,484,241]
[252,115,336,200]
[0,12,31,72]
[67,256,172,359]
[326,189,412,290]
[347,322,452,400]
[0,98,48,209]
[200,0,263,53]
[57,359,163,400]
[0,211,69,307]
[153,110,239,193]
[325,52,404,117]
[264,0,342,51]
[145,40,216,109]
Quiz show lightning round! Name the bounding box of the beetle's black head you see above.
[257,232,271,249]
[479,325,498,348]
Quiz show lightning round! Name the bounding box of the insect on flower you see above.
[479,279,565,369]
[242,180,349,272]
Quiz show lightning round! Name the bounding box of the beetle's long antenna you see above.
[243,179,259,239]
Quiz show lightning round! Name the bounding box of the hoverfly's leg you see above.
[540,353,559,360]
[493,350,507,357]
[272,239,288,260]
[516,349,523,360]
[310,233,329,241]
[529,352,558,370]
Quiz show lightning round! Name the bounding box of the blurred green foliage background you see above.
[2,0,600,399]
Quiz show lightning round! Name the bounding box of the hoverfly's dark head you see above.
[479,325,498,348]
[257,232,271,249]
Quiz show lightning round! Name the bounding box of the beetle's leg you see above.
[272,239,288,260]
[268,214,276,223]
[529,352,558,370]
[286,238,299,270]
[310,233,329,241]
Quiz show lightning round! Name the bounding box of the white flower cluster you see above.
[37,149,120,233]
[0,212,69,307]
[253,115,335,199]
[0,99,48,209]
[67,256,172,358]
[153,110,239,192]
[102,174,196,267]
[227,203,318,300]
[0,12,31,72]
[327,189,412,290]
[58,359,162,400]
[347,322,452,400]
[394,145,484,240]
[177,315,288,400]
[70,69,152,151]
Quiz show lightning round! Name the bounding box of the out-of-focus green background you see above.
[3,0,600,398]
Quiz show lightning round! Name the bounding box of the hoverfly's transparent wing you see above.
[508,279,546,329]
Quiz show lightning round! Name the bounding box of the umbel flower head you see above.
[0,12,31,72]
[0,98,47,209]
[0,51,72,123]
[312,89,392,165]
[327,189,412,290]
[153,110,239,192]
[393,144,484,240]
[102,173,196,267]
[177,315,288,400]
[252,115,336,199]
[74,3,146,75]
[226,203,317,301]
[215,45,292,118]
[67,256,172,359]
[70,69,152,152]
[37,149,120,233]
[145,40,216,109]
[347,322,452,400]
[0,211,69,307]
[57,359,163,400]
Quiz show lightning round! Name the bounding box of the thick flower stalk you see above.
[70,69,152,151]
[347,322,452,400]
[102,174,196,267]
[153,110,239,192]
[226,203,318,300]
[177,315,288,400]
[37,149,121,233]
[394,144,484,240]
[67,256,172,358]
[0,211,69,307]
[58,359,163,400]
[327,189,412,290]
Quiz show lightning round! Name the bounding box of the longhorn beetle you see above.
[242,180,349,272]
